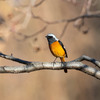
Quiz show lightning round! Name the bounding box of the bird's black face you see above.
[46,35,57,45]
[46,36,53,39]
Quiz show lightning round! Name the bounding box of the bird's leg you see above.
[53,57,57,68]
[53,57,57,63]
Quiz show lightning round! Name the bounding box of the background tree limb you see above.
[0,52,100,80]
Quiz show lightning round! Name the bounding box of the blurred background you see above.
[0,0,100,100]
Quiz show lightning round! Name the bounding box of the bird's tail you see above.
[60,57,67,73]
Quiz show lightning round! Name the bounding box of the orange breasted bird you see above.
[45,33,68,73]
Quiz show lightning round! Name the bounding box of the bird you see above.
[45,33,68,73]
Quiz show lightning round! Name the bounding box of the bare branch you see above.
[34,0,45,7]
[0,52,100,80]
[15,25,48,41]
[13,0,100,41]
[59,22,69,39]
[0,15,5,25]
[14,12,100,41]
[68,14,100,22]
[5,0,100,41]
[73,55,100,68]
[0,52,31,65]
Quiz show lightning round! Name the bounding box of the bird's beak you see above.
[45,35,47,38]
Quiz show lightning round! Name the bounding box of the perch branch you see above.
[0,52,100,80]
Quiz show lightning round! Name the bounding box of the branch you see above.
[73,55,100,68]
[6,0,100,41]
[0,53,31,65]
[0,15,5,24]
[59,22,69,39]
[34,0,45,7]
[0,52,100,80]
[16,12,100,41]
[15,25,48,41]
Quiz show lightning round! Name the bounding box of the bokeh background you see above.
[0,0,100,100]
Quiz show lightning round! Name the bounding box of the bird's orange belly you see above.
[49,41,65,57]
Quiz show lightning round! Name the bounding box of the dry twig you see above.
[9,0,100,40]
[34,0,45,7]
[18,12,100,40]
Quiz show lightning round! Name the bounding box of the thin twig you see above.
[17,25,48,41]
[73,55,100,68]
[59,22,69,39]
[15,10,100,41]
[34,0,45,7]
[0,52,31,65]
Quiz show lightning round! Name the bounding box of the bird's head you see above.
[45,33,58,44]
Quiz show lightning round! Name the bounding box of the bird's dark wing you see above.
[58,40,68,58]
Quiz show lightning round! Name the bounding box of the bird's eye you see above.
[49,36,53,38]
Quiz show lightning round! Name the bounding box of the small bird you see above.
[45,33,68,73]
